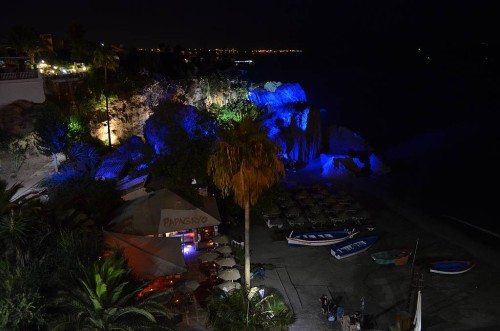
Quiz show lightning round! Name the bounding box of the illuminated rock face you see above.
[249,83,320,162]
[90,95,153,146]
[184,78,243,110]
[248,83,307,109]
[143,103,216,156]
[95,135,147,180]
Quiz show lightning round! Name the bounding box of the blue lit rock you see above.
[248,82,307,109]
[249,82,320,162]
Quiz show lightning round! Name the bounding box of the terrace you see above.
[0,57,38,80]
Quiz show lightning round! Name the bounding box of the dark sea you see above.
[243,51,500,241]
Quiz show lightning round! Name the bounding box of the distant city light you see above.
[137,47,303,54]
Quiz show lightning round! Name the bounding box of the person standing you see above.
[319,294,328,315]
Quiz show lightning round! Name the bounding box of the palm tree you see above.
[206,286,294,330]
[208,116,284,287]
[0,180,46,266]
[6,26,47,64]
[52,251,175,330]
[93,44,119,147]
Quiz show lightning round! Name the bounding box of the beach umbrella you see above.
[280,190,292,199]
[173,279,200,294]
[354,209,371,219]
[263,204,280,217]
[213,245,232,254]
[198,252,220,262]
[280,199,296,208]
[325,196,338,204]
[318,188,330,196]
[310,213,328,224]
[218,268,241,281]
[212,234,231,245]
[215,257,237,268]
[286,206,301,217]
[302,197,315,206]
[216,281,241,292]
[311,193,325,201]
[288,215,307,227]
[309,204,322,214]
[294,190,310,200]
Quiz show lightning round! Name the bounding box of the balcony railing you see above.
[0,70,38,81]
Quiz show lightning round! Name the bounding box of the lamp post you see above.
[102,43,112,147]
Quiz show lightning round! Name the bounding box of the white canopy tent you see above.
[107,188,221,235]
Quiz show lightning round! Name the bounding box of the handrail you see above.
[0,71,38,81]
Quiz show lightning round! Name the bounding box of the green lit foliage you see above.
[213,99,264,127]
[0,181,46,267]
[206,286,294,331]
[0,262,46,331]
[0,209,44,265]
[51,250,174,331]
[6,26,48,64]
[68,114,87,141]
[0,184,48,330]
[92,45,119,73]
[42,228,102,294]
[193,74,249,111]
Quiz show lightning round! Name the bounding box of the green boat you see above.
[370,249,411,266]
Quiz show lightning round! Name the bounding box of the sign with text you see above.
[160,209,219,233]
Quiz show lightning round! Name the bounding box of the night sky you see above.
[1,0,499,230]
[1,1,497,50]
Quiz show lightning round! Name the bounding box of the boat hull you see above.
[430,260,474,275]
[331,236,378,259]
[371,249,411,266]
[286,230,357,246]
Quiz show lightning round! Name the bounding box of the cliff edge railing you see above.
[0,57,38,81]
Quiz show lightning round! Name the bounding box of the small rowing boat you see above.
[370,249,412,266]
[286,229,357,246]
[429,260,475,275]
[331,235,378,259]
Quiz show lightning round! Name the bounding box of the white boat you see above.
[330,235,378,259]
[286,229,357,246]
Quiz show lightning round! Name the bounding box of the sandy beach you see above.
[244,159,500,331]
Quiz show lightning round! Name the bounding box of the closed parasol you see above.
[216,281,241,292]
[212,234,231,245]
[218,268,241,281]
[173,279,200,293]
[215,257,236,268]
[213,245,232,254]
[198,252,220,262]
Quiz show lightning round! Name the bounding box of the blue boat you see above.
[430,260,474,275]
[331,235,378,259]
[286,229,357,246]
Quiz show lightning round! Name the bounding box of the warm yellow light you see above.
[97,124,118,146]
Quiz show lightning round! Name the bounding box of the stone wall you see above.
[0,75,45,107]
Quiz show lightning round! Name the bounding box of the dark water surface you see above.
[245,52,499,235]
